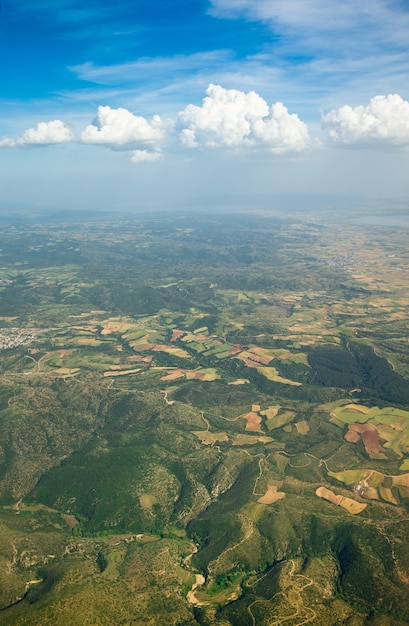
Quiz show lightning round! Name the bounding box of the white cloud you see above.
[0,137,16,148]
[0,120,73,147]
[71,51,232,85]
[178,84,310,153]
[322,94,409,146]
[209,0,409,44]
[19,120,74,144]
[208,1,409,106]
[80,106,166,154]
[129,149,163,163]
[210,0,355,29]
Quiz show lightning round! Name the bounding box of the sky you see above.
[1,0,409,214]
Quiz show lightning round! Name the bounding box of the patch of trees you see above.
[308,340,409,405]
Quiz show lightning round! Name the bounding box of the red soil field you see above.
[345,430,361,443]
[239,357,263,368]
[195,372,207,380]
[160,369,184,381]
[345,423,385,454]
[242,411,263,432]
[129,355,153,363]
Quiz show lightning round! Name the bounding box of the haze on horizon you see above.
[1,0,409,215]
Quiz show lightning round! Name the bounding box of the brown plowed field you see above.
[345,423,385,454]
[242,411,263,432]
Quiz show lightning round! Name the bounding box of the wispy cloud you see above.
[12,0,114,24]
[209,0,409,110]
[70,51,235,86]
[10,0,137,47]
[209,0,409,49]
[60,2,409,125]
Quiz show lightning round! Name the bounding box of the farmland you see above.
[0,208,408,624]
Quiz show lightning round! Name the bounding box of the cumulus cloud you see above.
[178,84,310,153]
[80,106,166,154]
[0,120,73,147]
[322,94,409,146]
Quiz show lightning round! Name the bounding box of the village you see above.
[0,328,36,351]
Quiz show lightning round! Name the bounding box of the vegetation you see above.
[0,208,408,624]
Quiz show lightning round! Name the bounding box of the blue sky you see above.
[1,0,409,213]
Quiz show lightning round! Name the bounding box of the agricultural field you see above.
[328,403,409,457]
[0,209,408,624]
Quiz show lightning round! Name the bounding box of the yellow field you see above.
[339,497,368,514]
[57,337,105,347]
[192,431,229,445]
[266,411,296,431]
[328,416,344,428]
[363,470,385,488]
[193,326,208,334]
[256,367,302,386]
[396,486,409,499]
[160,368,220,382]
[180,332,200,343]
[160,369,185,381]
[295,420,310,435]
[367,487,381,499]
[260,406,280,420]
[392,473,409,488]
[185,368,219,381]
[101,322,126,335]
[315,487,367,514]
[103,368,141,377]
[49,367,80,377]
[232,434,273,446]
[129,341,155,351]
[316,486,342,504]
[343,404,371,414]
[152,344,191,358]
[378,486,399,505]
